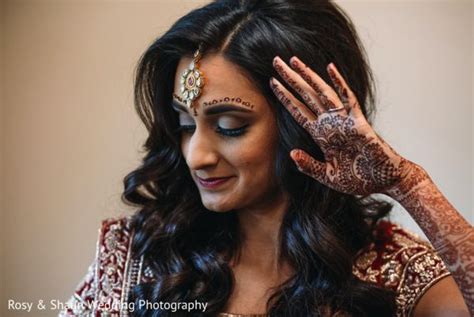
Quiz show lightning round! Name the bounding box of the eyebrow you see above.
[171,99,253,115]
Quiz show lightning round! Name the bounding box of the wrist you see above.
[383,159,431,201]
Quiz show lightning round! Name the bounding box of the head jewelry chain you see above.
[173,45,205,116]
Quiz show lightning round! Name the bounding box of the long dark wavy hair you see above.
[122,0,396,316]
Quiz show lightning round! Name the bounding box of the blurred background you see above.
[0,0,472,316]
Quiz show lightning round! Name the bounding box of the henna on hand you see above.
[270,55,474,313]
[385,163,474,314]
[297,113,406,195]
[270,56,405,196]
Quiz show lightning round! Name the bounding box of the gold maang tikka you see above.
[175,45,205,116]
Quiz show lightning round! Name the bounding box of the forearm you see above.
[385,161,474,313]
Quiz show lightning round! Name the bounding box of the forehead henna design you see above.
[173,94,256,112]
[203,97,255,110]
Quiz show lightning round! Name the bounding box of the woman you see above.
[61,0,472,316]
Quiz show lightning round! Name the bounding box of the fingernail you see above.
[273,56,280,66]
[269,77,276,88]
[290,150,299,161]
[289,56,298,68]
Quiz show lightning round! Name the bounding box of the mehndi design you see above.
[270,55,474,313]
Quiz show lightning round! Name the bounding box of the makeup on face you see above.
[196,175,234,189]
[172,54,280,213]
[172,97,256,138]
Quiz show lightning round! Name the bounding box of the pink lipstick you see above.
[197,176,232,189]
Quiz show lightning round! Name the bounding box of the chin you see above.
[203,202,234,213]
[201,196,238,213]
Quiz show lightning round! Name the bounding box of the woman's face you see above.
[173,53,282,212]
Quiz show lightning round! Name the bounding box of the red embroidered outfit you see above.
[59,217,450,317]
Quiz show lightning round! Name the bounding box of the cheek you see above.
[230,132,279,179]
[180,137,190,158]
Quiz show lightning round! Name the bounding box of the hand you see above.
[270,55,408,196]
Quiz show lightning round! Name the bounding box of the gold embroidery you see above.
[59,261,96,316]
[396,251,450,316]
[381,258,402,287]
[352,223,451,317]
[355,250,377,270]
[63,219,451,317]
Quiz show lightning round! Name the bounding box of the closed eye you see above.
[175,124,249,137]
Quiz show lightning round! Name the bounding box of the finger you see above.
[290,149,328,185]
[326,63,362,115]
[273,56,324,116]
[270,77,316,131]
[289,56,348,115]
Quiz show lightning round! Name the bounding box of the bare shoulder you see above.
[413,275,469,317]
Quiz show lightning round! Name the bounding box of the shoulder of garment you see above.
[59,216,141,317]
[353,220,451,317]
[60,218,451,317]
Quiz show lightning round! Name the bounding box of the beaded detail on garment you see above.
[352,221,450,315]
[59,217,450,317]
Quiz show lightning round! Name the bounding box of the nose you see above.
[182,128,219,171]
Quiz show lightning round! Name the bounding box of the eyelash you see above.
[175,124,249,137]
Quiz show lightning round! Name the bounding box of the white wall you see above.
[1,1,472,316]
[1,0,5,314]
[339,0,473,236]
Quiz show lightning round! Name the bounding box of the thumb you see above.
[290,149,328,184]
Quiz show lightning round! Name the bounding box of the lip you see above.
[197,176,233,189]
